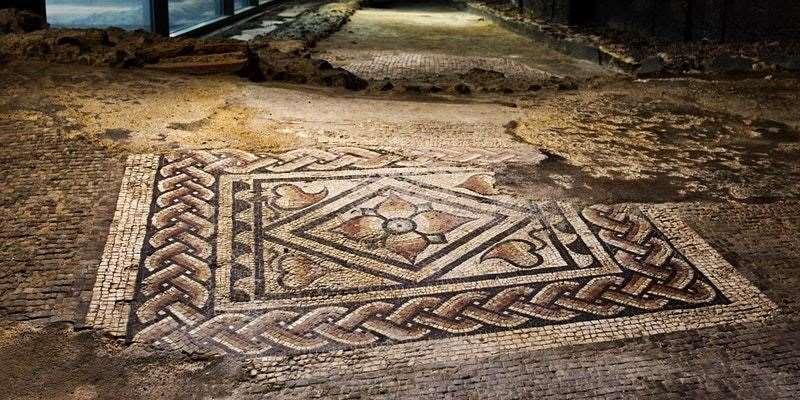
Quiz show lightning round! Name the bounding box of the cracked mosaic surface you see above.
[87,147,776,357]
[321,50,553,81]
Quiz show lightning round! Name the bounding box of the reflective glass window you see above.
[235,0,251,11]
[169,0,221,32]
[45,0,148,30]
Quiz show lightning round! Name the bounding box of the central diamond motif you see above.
[334,193,473,263]
[215,167,622,310]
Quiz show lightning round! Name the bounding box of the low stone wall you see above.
[267,0,361,45]
[521,0,800,42]
[0,1,368,90]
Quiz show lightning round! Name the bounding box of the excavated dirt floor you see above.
[1,1,799,398]
[314,0,608,89]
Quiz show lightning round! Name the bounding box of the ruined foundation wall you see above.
[0,0,45,16]
[521,0,800,42]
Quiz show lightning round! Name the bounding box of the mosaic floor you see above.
[87,147,776,358]
[317,50,553,81]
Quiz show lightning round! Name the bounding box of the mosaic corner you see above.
[641,204,778,317]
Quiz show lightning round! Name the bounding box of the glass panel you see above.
[45,0,148,30]
[234,0,251,11]
[169,0,221,32]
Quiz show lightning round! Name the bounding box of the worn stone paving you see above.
[313,3,608,83]
[0,120,123,324]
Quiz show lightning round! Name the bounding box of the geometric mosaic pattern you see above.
[319,50,553,81]
[88,147,776,358]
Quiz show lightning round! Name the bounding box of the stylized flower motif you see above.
[335,193,473,263]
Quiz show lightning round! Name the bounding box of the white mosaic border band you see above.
[86,154,158,337]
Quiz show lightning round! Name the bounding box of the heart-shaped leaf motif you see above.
[271,183,328,210]
[276,254,328,290]
[480,238,546,269]
[457,174,499,195]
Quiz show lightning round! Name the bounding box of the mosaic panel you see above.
[88,147,776,357]
[318,50,553,81]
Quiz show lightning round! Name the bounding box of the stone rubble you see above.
[0,3,368,90]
